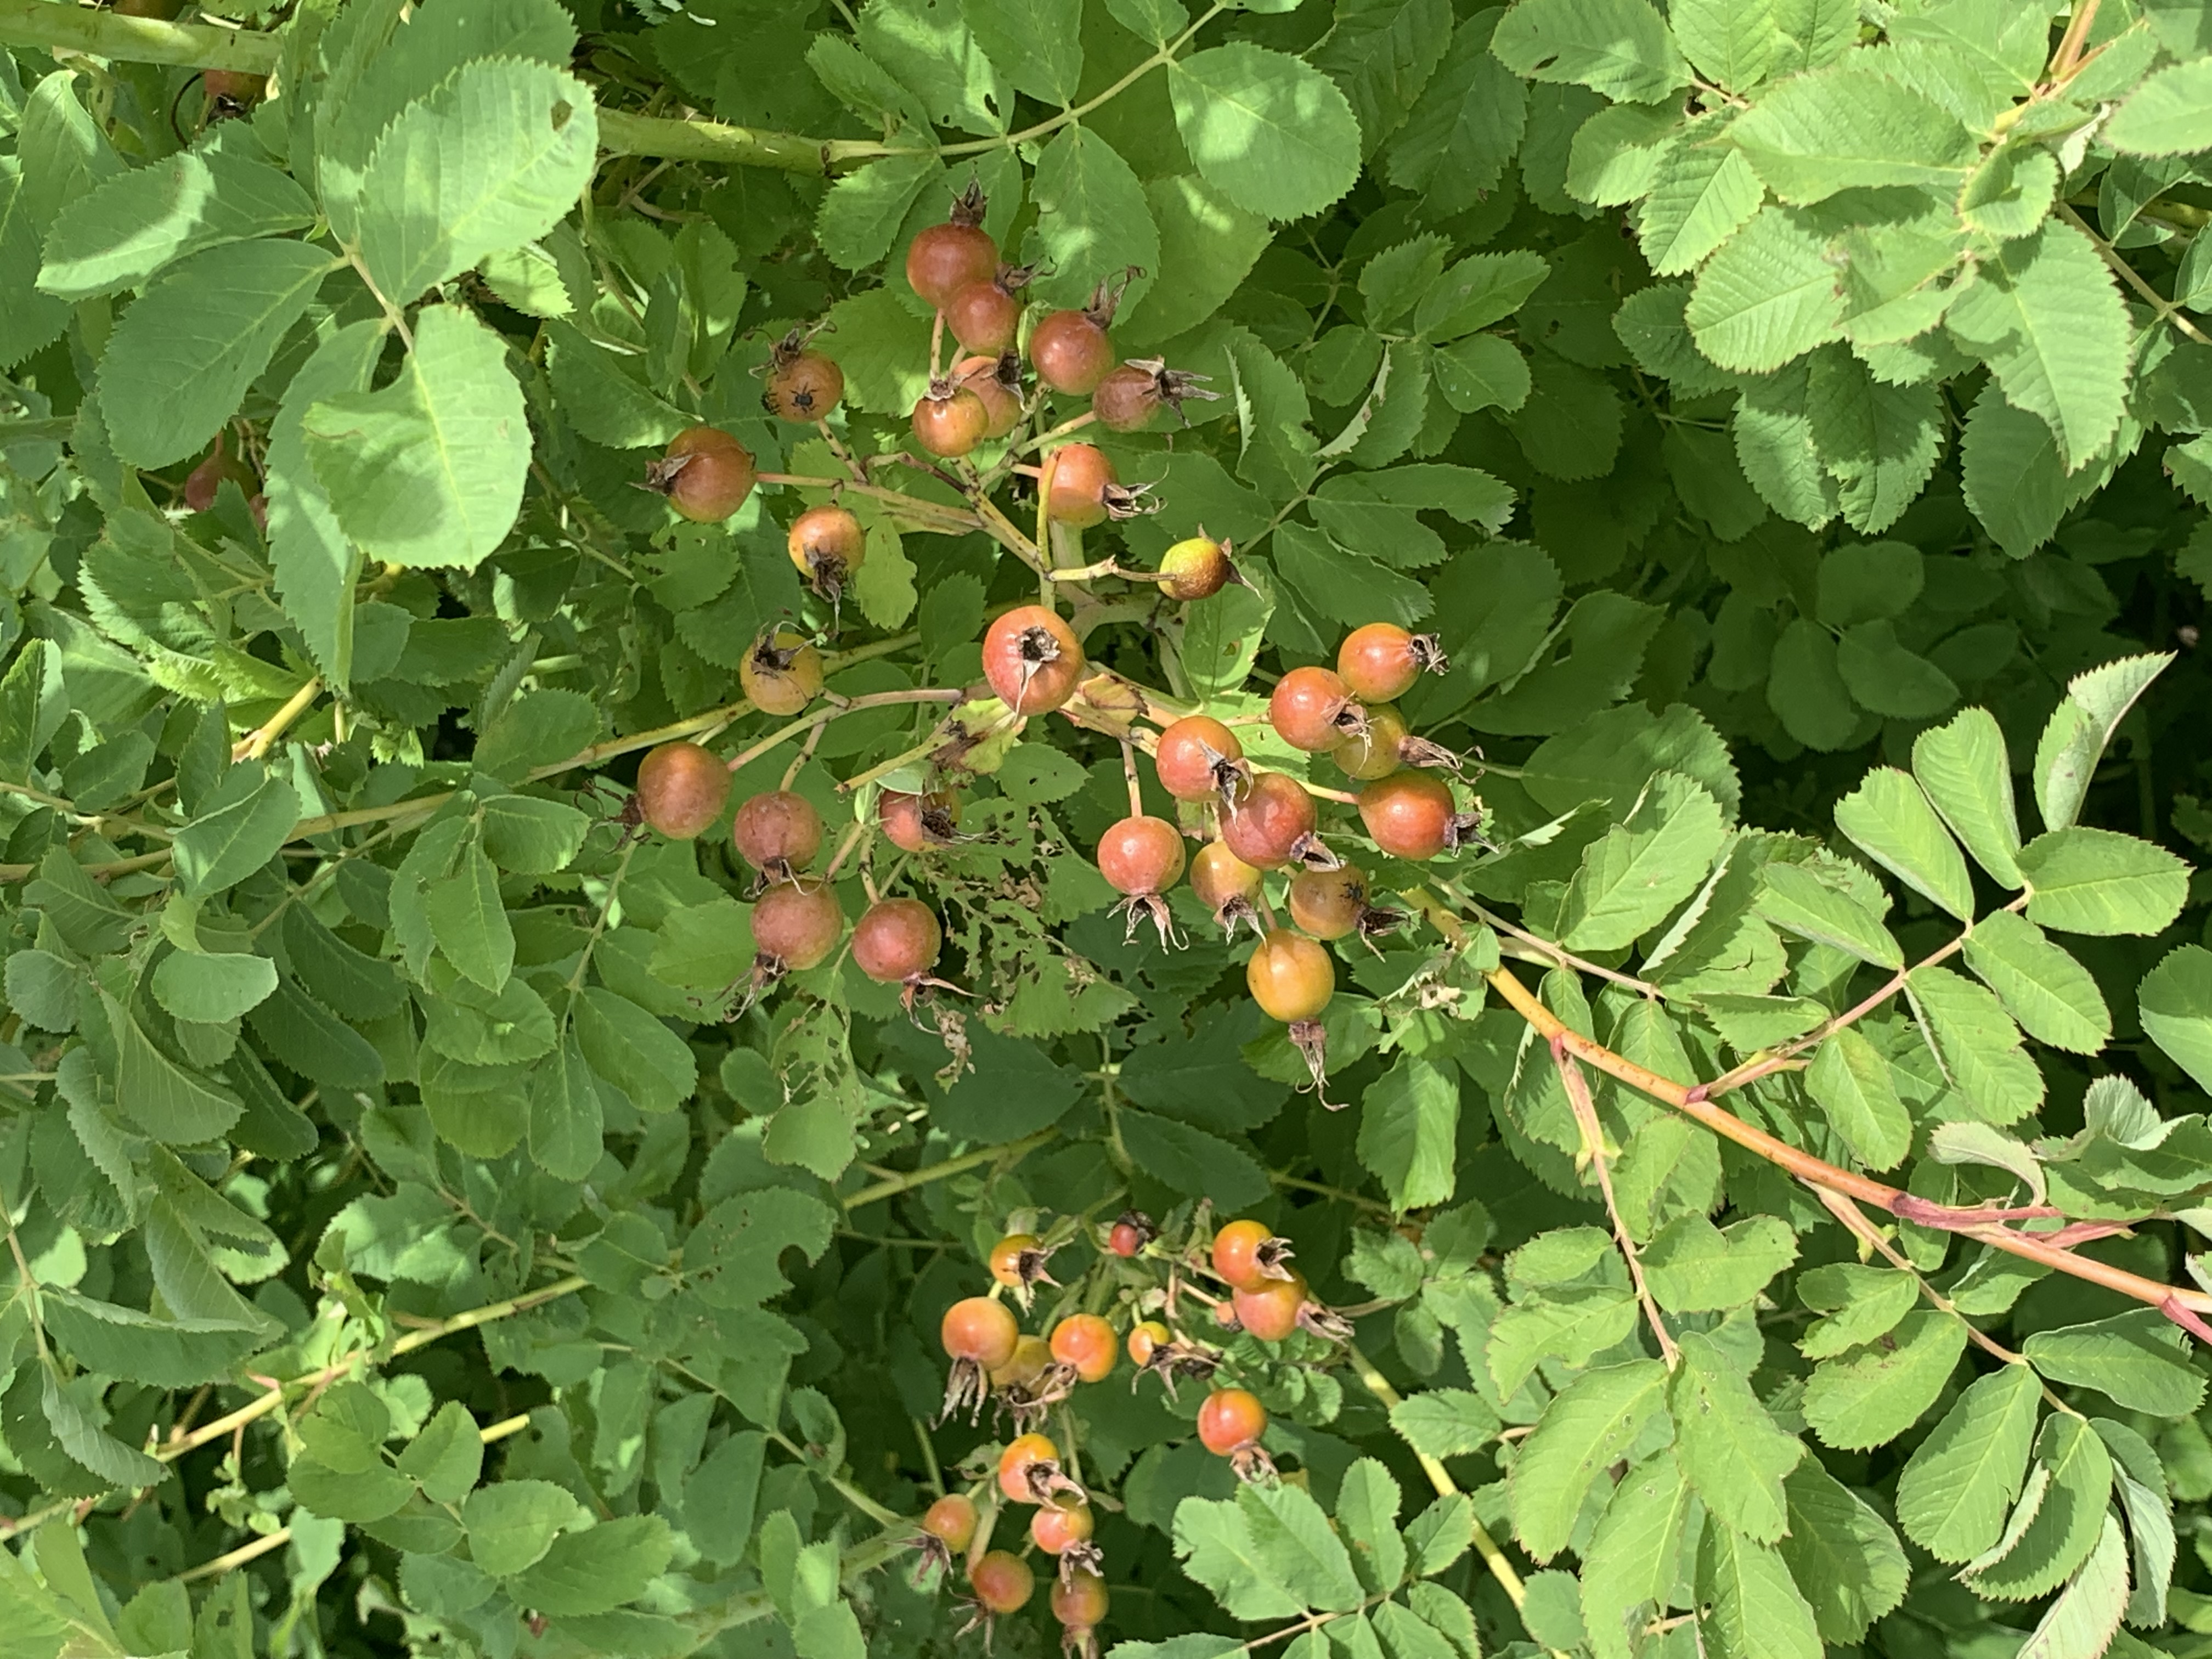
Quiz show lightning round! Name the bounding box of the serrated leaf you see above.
[2103,59,2212,156]
[2025,1311,2207,1418]
[1796,1264,1920,1361]
[1581,1451,1700,1659]
[1686,207,1845,375]
[1834,766,1973,919]
[2012,1514,2129,1659]
[1168,44,1362,222]
[40,149,317,301]
[1911,706,2023,889]
[1777,1458,1909,1643]
[1944,219,2129,472]
[1390,1389,1502,1462]
[1559,771,1726,950]
[1509,1359,1668,1562]
[1641,1214,1797,1312]
[1756,861,1900,968]
[1966,1413,2112,1602]
[1961,911,2109,1054]
[1728,64,1976,201]
[1894,1362,2040,1562]
[1697,1522,1822,1659]
[355,58,597,303]
[305,305,529,573]
[1803,1311,1967,1451]
[1909,963,2044,1126]
[1173,1498,1306,1620]
[2017,827,2190,936]
[268,320,384,689]
[1243,1481,1364,1612]
[1672,1331,1801,1544]
[1489,0,1690,103]
[105,989,243,1143]
[99,238,337,471]
[2033,654,2172,834]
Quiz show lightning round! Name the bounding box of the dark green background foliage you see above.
[3,0,2212,1657]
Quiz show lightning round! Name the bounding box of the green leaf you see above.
[1641,1214,1797,1312]
[963,0,1084,105]
[2024,1311,2207,1418]
[39,1288,263,1387]
[2033,654,2172,834]
[480,794,590,875]
[1797,1265,1918,1360]
[105,989,243,1143]
[1414,250,1552,342]
[1755,862,1901,968]
[150,949,277,1025]
[1167,44,1362,222]
[1558,772,1726,950]
[1686,207,1844,374]
[1671,1330,1801,1543]
[685,1431,765,1567]
[1124,173,1274,345]
[1671,0,1781,91]
[1961,911,2109,1054]
[1965,1413,2112,1601]
[1509,1359,1668,1562]
[1387,15,1528,215]
[1944,219,2129,472]
[1335,1458,1408,1595]
[576,987,697,1113]
[1833,766,1973,920]
[172,768,301,900]
[510,1515,674,1615]
[1911,707,2023,889]
[1697,1522,1822,1659]
[464,1479,586,1577]
[1357,1057,1459,1211]
[1909,963,2044,1125]
[397,1401,484,1504]
[1390,1390,1502,1461]
[1893,1362,2040,1562]
[544,320,690,448]
[98,239,336,471]
[1244,1481,1364,1612]
[1637,118,1765,276]
[268,320,385,689]
[1581,1452,1700,1659]
[1489,0,1690,103]
[1726,64,1976,201]
[1487,1285,1637,1398]
[425,844,513,991]
[356,58,597,303]
[1316,0,1455,158]
[529,1032,605,1182]
[2016,826,2190,936]
[1173,1498,1306,1620]
[305,305,530,573]
[290,1452,415,1523]
[1960,385,2073,557]
[1029,123,1159,310]
[476,688,599,782]
[2138,942,2212,1094]
[2103,59,2212,156]
[40,149,317,301]
[2012,1514,2129,1659]
[1803,1311,1967,1450]
[1775,1459,1908,1644]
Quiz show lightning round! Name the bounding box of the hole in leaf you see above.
[551,100,573,130]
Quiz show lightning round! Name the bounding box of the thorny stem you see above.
[1553,1040,1678,1368]
[1482,964,2212,1323]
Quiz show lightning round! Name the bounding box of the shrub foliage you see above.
[3,1,2212,1657]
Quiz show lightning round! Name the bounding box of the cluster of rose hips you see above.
[918,1211,1340,1650]
[631,738,949,1011]
[1093,623,1480,1093]
[904,184,1217,471]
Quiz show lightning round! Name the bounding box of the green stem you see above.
[0,0,276,72]
[839,1127,1058,1211]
